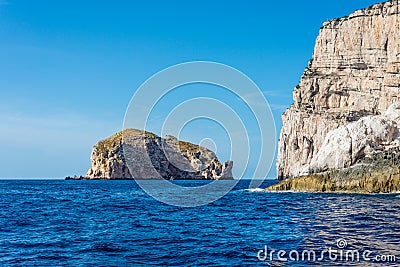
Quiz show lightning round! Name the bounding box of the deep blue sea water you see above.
[0,180,399,266]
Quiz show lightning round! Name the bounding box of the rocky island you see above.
[67,129,233,180]
[268,1,400,193]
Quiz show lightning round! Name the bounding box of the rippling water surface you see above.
[0,180,399,266]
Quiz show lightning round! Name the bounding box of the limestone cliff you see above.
[277,1,400,179]
[83,129,233,180]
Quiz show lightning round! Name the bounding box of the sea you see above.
[0,179,399,266]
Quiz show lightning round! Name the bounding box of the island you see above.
[66,129,233,180]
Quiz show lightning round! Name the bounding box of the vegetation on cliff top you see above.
[95,129,158,154]
[94,129,212,155]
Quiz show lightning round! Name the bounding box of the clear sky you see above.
[0,0,380,178]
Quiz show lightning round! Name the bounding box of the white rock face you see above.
[277,1,400,178]
[308,103,400,173]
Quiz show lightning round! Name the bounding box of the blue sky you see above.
[0,0,380,178]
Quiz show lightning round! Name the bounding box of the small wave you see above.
[244,188,265,193]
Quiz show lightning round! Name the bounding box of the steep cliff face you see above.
[277,1,400,179]
[85,129,233,180]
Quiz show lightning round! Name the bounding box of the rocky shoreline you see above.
[65,175,135,180]
[267,148,400,193]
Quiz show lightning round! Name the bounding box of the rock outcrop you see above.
[277,1,400,179]
[309,103,400,173]
[267,145,400,193]
[83,129,233,180]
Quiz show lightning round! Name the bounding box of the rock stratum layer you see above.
[80,129,233,180]
[276,1,400,182]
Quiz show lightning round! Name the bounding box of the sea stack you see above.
[270,1,400,192]
[79,129,233,180]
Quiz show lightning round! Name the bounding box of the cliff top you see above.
[94,128,212,155]
[322,0,399,29]
[95,129,156,154]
